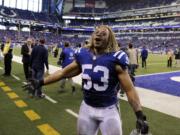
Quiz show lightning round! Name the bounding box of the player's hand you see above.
[22,79,44,93]
[22,81,35,94]
[136,111,149,134]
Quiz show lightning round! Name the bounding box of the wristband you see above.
[39,79,44,86]
[135,110,144,119]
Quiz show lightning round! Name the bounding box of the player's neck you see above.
[94,48,108,55]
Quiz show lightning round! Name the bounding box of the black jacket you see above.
[21,43,31,63]
[30,45,49,71]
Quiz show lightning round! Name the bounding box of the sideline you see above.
[136,70,180,77]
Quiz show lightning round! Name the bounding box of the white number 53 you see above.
[82,64,109,91]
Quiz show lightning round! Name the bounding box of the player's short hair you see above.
[87,25,118,52]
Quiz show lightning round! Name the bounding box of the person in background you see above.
[174,48,179,67]
[0,41,3,61]
[127,43,138,82]
[31,38,38,48]
[21,38,32,81]
[2,38,13,76]
[53,44,59,58]
[177,48,180,67]
[30,38,49,98]
[58,41,75,94]
[167,49,174,68]
[140,46,148,68]
[25,25,149,135]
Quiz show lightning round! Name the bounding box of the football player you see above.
[25,25,149,135]
[58,41,75,93]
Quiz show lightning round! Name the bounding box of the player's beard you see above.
[93,40,108,54]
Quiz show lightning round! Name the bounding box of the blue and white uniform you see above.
[60,47,75,68]
[75,48,129,135]
[59,47,75,91]
[75,48,128,107]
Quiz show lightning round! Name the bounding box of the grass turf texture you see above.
[0,47,179,135]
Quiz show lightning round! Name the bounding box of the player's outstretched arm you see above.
[23,60,81,91]
[44,60,81,85]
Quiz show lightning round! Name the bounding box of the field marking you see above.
[44,94,58,104]
[12,74,21,80]
[118,87,180,119]
[0,66,21,81]
[37,124,61,135]
[24,110,41,121]
[136,70,180,77]
[65,109,78,118]
[0,64,58,104]
[7,92,19,99]
[170,76,180,82]
[23,82,27,85]
[14,100,28,108]
[1,86,12,92]
[0,81,6,86]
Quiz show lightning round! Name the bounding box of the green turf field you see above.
[0,47,179,135]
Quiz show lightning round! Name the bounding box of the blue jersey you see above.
[60,47,75,68]
[75,48,129,107]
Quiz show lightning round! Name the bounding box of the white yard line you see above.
[65,109,79,118]
[0,66,21,81]
[22,82,27,85]
[13,55,180,118]
[12,74,21,81]
[44,94,58,104]
[1,57,58,104]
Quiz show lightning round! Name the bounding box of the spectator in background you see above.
[174,48,179,67]
[31,38,38,48]
[21,38,32,81]
[0,41,3,61]
[167,49,174,68]
[58,41,75,94]
[2,38,13,76]
[30,39,49,98]
[127,43,138,76]
[0,41,4,52]
[176,48,180,67]
[140,46,148,68]
[53,44,59,58]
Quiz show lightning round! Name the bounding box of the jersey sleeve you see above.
[113,50,129,69]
